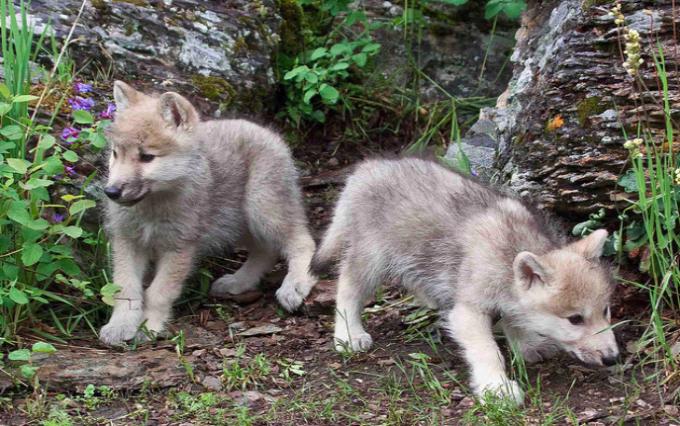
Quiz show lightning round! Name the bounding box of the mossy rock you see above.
[276,0,304,56]
[191,75,235,103]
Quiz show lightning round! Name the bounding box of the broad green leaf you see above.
[62,150,78,163]
[617,170,638,193]
[31,342,57,354]
[61,194,84,202]
[69,199,96,215]
[319,84,340,103]
[62,226,83,239]
[6,158,30,174]
[283,65,310,80]
[72,109,94,124]
[304,72,319,84]
[23,178,53,190]
[7,200,31,226]
[309,47,328,61]
[27,218,49,231]
[21,242,43,266]
[303,88,317,104]
[12,95,38,103]
[362,43,381,54]
[37,134,56,150]
[101,283,121,306]
[9,287,29,304]
[0,125,23,140]
[20,364,38,379]
[8,349,31,361]
[330,62,350,71]
[352,53,367,67]
[89,132,107,149]
[501,0,526,19]
[0,102,11,116]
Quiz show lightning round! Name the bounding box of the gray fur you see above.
[317,157,618,404]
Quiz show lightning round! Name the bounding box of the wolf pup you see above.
[99,81,317,346]
[313,158,619,404]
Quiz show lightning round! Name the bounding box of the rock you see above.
[201,375,222,391]
[445,113,500,179]
[28,0,294,114]
[456,0,680,218]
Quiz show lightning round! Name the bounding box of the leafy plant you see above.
[1,341,57,388]
[280,0,381,125]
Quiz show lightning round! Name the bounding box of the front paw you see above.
[276,272,315,312]
[474,379,524,406]
[99,317,143,346]
[210,274,257,297]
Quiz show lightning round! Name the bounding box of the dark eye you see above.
[568,315,584,325]
[139,152,155,163]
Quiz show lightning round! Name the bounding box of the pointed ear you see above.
[158,92,199,129]
[113,81,142,112]
[513,251,550,290]
[569,229,608,259]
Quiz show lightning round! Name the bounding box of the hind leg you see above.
[211,237,278,296]
[276,227,317,311]
[333,260,377,352]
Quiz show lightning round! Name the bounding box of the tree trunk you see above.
[454,0,680,219]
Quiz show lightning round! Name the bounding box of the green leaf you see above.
[21,242,43,266]
[352,53,367,67]
[20,364,38,379]
[101,283,121,306]
[38,134,56,150]
[72,109,94,124]
[304,72,318,84]
[0,125,23,140]
[617,170,638,193]
[62,150,78,163]
[7,200,31,226]
[309,47,328,61]
[330,62,350,71]
[501,0,526,19]
[31,342,57,354]
[12,95,38,103]
[0,83,10,99]
[24,178,53,190]
[0,102,11,116]
[6,158,30,174]
[62,226,83,239]
[8,349,31,361]
[319,84,340,103]
[303,88,317,104]
[89,132,107,149]
[361,43,381,54]
[69,199,96,215]
[283,65,310,80]
[27,218,49,231]
[9,287,29,304]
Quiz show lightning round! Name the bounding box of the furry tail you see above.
[310,196,351,276]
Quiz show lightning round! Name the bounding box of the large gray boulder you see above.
[29,0,298,113]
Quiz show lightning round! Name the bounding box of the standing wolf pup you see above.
[99,81,317,346]
[313,158,619,404]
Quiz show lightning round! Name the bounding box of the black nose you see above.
[602,355,619,366]
[104,186,122,200]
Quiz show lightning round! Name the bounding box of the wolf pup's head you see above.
[511,229,619,367]
[103,81,200,206]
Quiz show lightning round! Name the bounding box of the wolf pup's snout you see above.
[104,186,122,200]
[602,354,620,366]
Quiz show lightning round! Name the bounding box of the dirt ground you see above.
[1,140,679,426]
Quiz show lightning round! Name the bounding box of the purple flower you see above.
[68,96,95,111]
[51,213,65,223]
[73,82,93,94]
[100,102,116,119]
[61,127,80,142]
[65,165,77,177]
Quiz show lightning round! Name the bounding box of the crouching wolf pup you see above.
[99,81,317,346]
[313,158,619,404]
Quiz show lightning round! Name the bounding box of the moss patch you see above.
[276,0,304,56]
[576,96,607,126]
[113,0,150,6]
[191,75,235,103]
